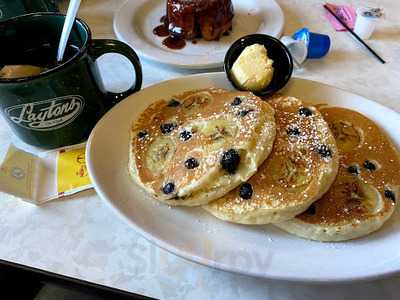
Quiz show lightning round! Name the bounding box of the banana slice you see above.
[331,177,384,215]
[358,180,384,214]
[146,136,176,175]
[195,119,239,152]
[329,120,362,152]
[183,91,213,115]
[270,154,312,191]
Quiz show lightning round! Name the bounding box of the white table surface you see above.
[1,0,400,299]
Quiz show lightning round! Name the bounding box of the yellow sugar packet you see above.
[57,147,91,197]
[0,144,93,205]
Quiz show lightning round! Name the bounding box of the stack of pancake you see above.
[129,88,400,242]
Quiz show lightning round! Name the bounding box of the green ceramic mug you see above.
[0,13,142,149]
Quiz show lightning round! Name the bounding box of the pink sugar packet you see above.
[324,3,356,31]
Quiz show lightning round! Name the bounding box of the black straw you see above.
[323,4,386,64]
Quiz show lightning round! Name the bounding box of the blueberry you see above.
[318,145,332,158]
[231,97,242,106]
[185,157,199,169]
[160,123,177,134]
[167,99,181,107]
[220,149,240,174]
[305,204,316,215]
[179,130,192,141]
[137,131,148,140]
[287,127,300,136]
[363,160,376,171]
[347,165,360,175]
[238,109,254,117]
[299,107,313,117]
[239,182,253,200]
[162,182,175,194]
[384,189,396,202]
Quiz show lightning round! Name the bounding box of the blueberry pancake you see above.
[204,96,339,224]
[129,88,276,206]
[276,107,400,241]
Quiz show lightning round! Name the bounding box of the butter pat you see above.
[230,44,274,92]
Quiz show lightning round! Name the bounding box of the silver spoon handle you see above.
[57,0,81,62]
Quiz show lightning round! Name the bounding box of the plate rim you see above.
[86,72,400,283]
[112,0,285,69]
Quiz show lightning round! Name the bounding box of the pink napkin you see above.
[324,3,356,31]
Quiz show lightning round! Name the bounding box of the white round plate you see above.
[113,0,284,69]
[87,73,400,282]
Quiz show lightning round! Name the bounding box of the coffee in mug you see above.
[0,13,142,149]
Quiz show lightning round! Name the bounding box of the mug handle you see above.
[89,39,143,107]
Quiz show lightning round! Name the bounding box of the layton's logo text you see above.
[5,96,85,131]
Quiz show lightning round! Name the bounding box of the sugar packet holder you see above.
[0,143,92,205]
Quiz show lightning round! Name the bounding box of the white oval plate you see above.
[87,73,400,282]
[113,0,284,69]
